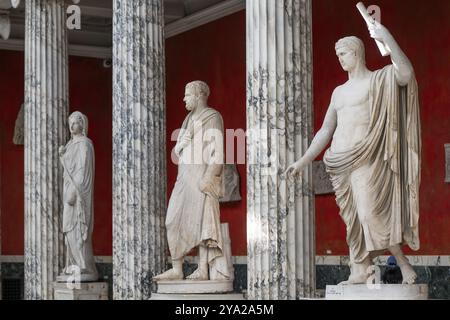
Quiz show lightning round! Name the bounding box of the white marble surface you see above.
[58,112,98,282]
[286,19,420,285]
[246,0,315,299]
[316,255,450,266]
[156,82,230,282]
[24,0,69,300]
[156,280,234,295]
[112,0,167,300]
[54,282,108,300]
[325,284,428,300]
[151,293,245,300]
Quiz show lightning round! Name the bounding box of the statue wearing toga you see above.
[286,20,421,285]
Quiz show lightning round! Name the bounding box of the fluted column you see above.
[24,0,68,300]
[246,0,315,299]
[112,0,167,300]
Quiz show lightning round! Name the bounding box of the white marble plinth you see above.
[56,273,98,283]
[151,293,245,300]
[155,280,233,294]
[54,282,108,300]
[325,284,428,300]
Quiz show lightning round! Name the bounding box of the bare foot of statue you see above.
[153,268,183,281]
[398,262,417,284]
[338,259,373,285]
[388,245,417,284]
[338,273,370,285]
[186,267,208,280]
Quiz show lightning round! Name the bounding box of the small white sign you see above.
[326,285,344,297]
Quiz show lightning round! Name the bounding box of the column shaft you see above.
[24,0,68,300]
[112,0,167,300]
[246,0,315,299]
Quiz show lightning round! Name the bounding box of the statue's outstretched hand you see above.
[284,158,307,180]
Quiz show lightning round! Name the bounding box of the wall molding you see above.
[2,255,450,266]
[0,0,245,59]
[0,39,112,59]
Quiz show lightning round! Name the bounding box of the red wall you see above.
[313,0,450,255]
[0,51,113,256]
[1,1,449,257]
[0,51,24,255]
[165,11,247,256]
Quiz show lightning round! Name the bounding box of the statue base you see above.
[151,293,244,300]
[155,279,234,294]
[56,273,99,282]
[53,282,108,300]
[325,284,428,300]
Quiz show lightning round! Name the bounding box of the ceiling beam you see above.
[0,38,112,59]
[79,5,112,19]
[165,0,244,38]
[79,2,186,20]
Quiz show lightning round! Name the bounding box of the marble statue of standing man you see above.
[286,20,421,285]
[58,111,98,282]
[154,81,232,282]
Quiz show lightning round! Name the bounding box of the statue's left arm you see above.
[369,21,414,86]
[199,113,224,192]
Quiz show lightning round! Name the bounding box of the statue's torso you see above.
[331,75,372,153]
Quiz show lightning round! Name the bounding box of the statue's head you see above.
[335,36,366,71]
[184,80,210,111]
[68,111,88,137]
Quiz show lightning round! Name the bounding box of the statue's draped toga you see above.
[61,134,97,278]
[324,65,421,263]
[166,107,231,280]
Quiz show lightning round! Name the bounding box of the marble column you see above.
[112,0,167,300]
[24,0,68,300]
[246,0,315,299]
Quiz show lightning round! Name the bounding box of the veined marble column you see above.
[24,0,68,300]
[112,0,167,300]
[246,0,315,299]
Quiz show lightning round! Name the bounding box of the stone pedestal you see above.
[54,282,108,300]
[151,293,245,300]
[155,280,233,294]
[325,284,429,300]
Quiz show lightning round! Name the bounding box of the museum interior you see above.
[0,0,448,300]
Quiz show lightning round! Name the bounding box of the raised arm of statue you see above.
[285,91,338,178]
[368,21,414,86]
